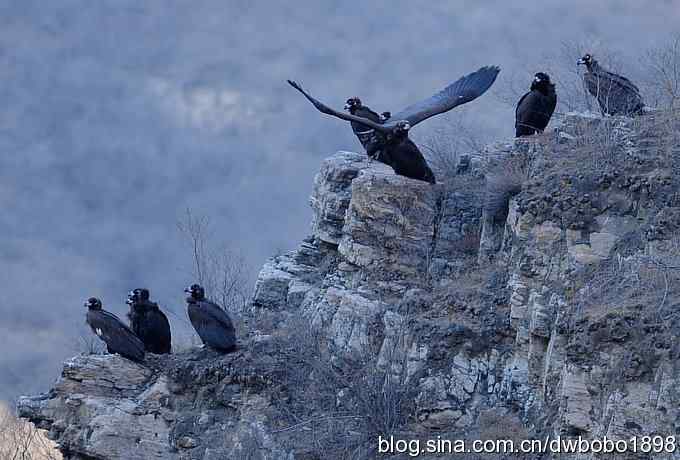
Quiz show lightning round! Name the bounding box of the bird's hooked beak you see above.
[534,75,542,83]
[125,298,133,305]
[343,102,351,110]
[83,301,89,308]
[184,286,192,294]
[577,58,586,65]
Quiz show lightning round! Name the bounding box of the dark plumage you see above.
[185,284,236,352]
[381,120,436,183]
[344,97,390,160]
[515,72,557,137]
[85,297,145,362]
[288,66,500,184]
[344,97,382,150]
[126,288,172,354]
[578,53,644,116]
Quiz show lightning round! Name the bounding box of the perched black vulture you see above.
[515,72,557,137]
[85,297,145,362]
[578,53,644,116]
[185,284,236,352]
[288,65,500,184]
[344,97,390,159]
[126,288,172,354]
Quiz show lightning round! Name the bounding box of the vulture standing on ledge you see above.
[85,297,145,362]
[288,65,501,184]
[126,288,172,354]
[578,53,644,116]
[185,284,236,352]
[515,72,557,137]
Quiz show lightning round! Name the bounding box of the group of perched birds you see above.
[288,53,646,184]
[84,54,646,364]
[84,284,236,362]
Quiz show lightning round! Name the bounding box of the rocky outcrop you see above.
[19,112,680,459]
[18,347,295,460]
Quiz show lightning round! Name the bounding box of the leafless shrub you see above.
[576,120,627,172]
[0,403,62,460]
[177,208,251,313]
[641,34,680,110]
[271,320,369,457]
[421,112,484,180]
[72,322,107,356]
[273,302,416,459]
[640,238,680,322]
[570,234,680,333]
[561,108,680,179]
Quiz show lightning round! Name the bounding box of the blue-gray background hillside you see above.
[1,0,678,401]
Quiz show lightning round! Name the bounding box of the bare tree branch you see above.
[0,403,62,460]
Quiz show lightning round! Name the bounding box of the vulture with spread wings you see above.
[578,54,644,116]
[288,65,500,184]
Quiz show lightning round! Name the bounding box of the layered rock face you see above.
[18,348,295,460]
[19,112,680,459]
[498,113,680,450]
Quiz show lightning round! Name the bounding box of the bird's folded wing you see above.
[599,70,642,94]
[203,302,234,329]
[92,312,144,353]
[287,80,390,133]
[102,310,138,336]
[515,91,531,119]
[389,66,501,128]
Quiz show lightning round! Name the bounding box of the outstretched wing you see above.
[387,66,501,128]
[287,80,390,133]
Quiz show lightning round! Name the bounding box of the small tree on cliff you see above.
[176,208,251,313]
[641,33,680,110]
[0,403,61,460]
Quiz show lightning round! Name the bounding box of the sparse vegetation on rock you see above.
[16,107,680,460]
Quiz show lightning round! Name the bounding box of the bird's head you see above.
[184,283,205,300]
[85,297,102,310]
[531,72,552,90]
[344,97,362,112]
[126,288,150,305]
[577,53,594,68]
[393,120,411,136]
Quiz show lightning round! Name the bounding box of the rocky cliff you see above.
[18,111,680,459]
